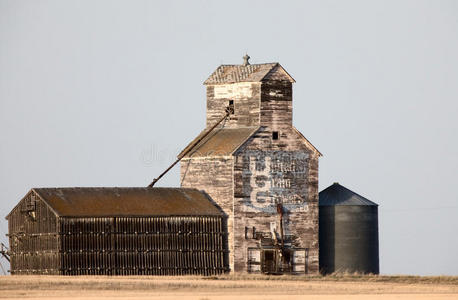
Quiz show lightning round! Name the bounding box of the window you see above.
[228,100,234,114]
[272,131,279,140]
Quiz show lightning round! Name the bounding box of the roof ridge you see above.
[180,126,260,159]
[292,126,322,156]
[319,183,378,206]
[219,62,278,66]
[337,184,377,205]
[33,186,195,188]
[204,62,289,84]
[12,187,224,218]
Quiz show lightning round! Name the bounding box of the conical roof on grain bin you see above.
[319,183,378,206]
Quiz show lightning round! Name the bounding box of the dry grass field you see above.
[0,274,457,300]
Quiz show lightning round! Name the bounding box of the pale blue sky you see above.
[1,0,457,275]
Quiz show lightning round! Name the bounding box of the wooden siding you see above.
[260,81,293,128]
[7,191,60,274]
[233,129,319,273]
[180,157,234,271]
[60,216,228,275]
[206,68,293,130]
[206,83,261,128]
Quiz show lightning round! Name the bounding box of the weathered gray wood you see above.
[182,65,320,274]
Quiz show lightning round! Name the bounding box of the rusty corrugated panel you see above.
[32,187,224,217]
[204,63,282,84]
[179,127,259,158]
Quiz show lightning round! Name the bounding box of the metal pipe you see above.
[276,203,284,251]
[147,107,232,188]
[0,243,10,262]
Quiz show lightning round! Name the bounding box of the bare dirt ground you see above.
[0,275,457,300]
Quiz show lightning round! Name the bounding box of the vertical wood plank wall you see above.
[180,158,234,271]
[206,83,261,128]
[60,216,228,275]
[7,193,60,274]
[8,193,229,275]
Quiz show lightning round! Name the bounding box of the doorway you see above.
[262,249,278,274]
[248,247,308,274]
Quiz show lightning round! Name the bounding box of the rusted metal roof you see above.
[31,187,224,217]
[204,63,295,84]
[179,126,259,158]
[319,183,378,206]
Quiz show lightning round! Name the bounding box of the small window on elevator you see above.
[228,100,234,114]
[272,131,279,140]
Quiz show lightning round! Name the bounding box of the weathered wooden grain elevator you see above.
[180,56,322,274]
[4,55,380,276]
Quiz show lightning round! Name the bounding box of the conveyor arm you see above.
[147,106,233,188]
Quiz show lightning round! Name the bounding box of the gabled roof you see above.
[179,126,321,159]
[292,126,322,157]
[179,126,259,159]
[204,63,295,85]
[13,187,223,217]
[319,183,378,206]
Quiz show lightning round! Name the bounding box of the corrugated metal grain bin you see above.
[6,187,229,275]
[319,183,379,274]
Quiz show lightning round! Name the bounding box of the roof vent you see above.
[243,54,250,66]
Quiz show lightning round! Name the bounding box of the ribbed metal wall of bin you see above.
[319,183,379,274]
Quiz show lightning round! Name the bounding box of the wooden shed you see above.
[6,187,228,275]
